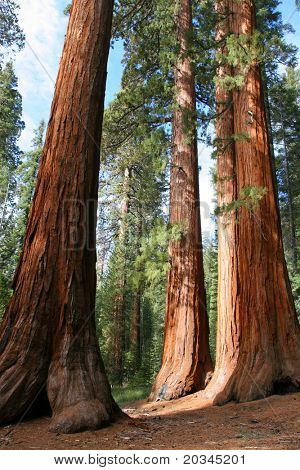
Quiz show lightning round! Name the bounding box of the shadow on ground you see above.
[0,393,299,450]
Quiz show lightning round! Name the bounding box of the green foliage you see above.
[112,384,151,406]
[203,236,218,362]
[96,81,169,384]
[133,220,186,288]
[215,186,268,217]
[0,0,24,62]
[98,0,300,391]
[0,62,24,201]
[64,4,71,16]
[269,67,300,316]
[290,273,300,321]
[255,0,300,317]
[0,61,24,318]
[231,132,251,142]
[216,32,263,90]
[16,120,45,244]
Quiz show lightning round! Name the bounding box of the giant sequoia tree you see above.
[150,0,212,401]
[205,0,300,404]
[0,0,119,433]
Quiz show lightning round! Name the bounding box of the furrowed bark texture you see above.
[205,0,300,405]
[150,0,212,401]
[0,0,119,433]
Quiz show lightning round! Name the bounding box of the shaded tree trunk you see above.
[205,0,300,405]
[150,0,212,401]
[112,166,131,384]
[130,213,143,373]
[0,0,120,433]
[131,289,142,369]
[131,213,143,370]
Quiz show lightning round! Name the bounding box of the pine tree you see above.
[16,121,45,244]
[97,87,169,385]
[269,68,300,318]
[0,0,24,62]
[204,236,218,362]
[0,61,23,318]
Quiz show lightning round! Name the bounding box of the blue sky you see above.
[14,0,300,238]
[15,0,125,149]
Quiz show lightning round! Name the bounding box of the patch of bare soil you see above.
[0,393,299,450]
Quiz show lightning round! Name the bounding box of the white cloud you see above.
[198,144,216,242]
[15,0,68,150]
[18,112,36,149]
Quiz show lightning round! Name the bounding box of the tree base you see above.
[0,332,123,433]
[49,399,116,434]
[149,370,213,402]
[204,362,300,405]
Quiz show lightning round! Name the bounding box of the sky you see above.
[14,0,300,239]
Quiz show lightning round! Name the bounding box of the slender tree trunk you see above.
[150,0,212,401]
[131,214,143,370]
[132,289,142,369]
[112,166,131,384]
[0,0,120,433]
[0,181,9,234]
[205,0,300,405]
[282,129,297,272]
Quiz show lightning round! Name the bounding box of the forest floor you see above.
[0,392,299,450]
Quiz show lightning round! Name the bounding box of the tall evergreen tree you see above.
[97,89,169,385]
[203,236,218,362]
[16,120,45,244]
[0,61,23,318]
[270,68,300,318]
[0,0,24,62]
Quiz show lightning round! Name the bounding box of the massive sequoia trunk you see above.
[0,0,119,433]
[205,0,300,405]
[150,0,212,401]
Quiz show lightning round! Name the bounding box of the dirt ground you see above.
[0,392,299,450]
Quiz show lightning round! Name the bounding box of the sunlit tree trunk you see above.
[205,0,300,405]
[0,0,119,433]
[150,0,212,401]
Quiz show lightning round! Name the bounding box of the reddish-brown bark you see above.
[150,0,212,401]
[0,0,120,433]
[205,0,300,404]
